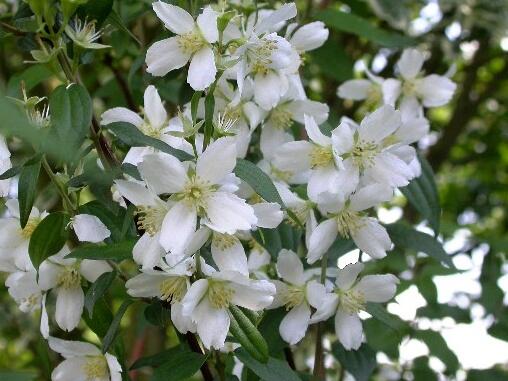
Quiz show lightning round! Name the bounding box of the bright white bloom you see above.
[332,105,418,193]
[126,256,196,334]
[48,337,122,381]
[5,269,44,313]
[0,199,47,272]
[383,48,457,112]
[39,247,111,331]
[101,85,181,165]
[310,263,398,350]
[270,250,327,344]
[146,2,219,90]
[0,136,11,197]
[65,18,110,50]
[133,137,257,257]
[307,184,393,264]
[181,257,276,349]
[286,21,329,53]
[71,214,111,243]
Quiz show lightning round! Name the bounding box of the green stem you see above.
[41,156,76,214]
[313,253,328,380]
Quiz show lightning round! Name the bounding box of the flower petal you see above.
[48,337,101,358]
[146,37,191,77]
[138,153,187,194]
[193,297,230,349]
[196,137,237,184]
[79,260,111,283]
[276,249,305,286]
[417,74,457,108]
[231,278,276,310]
[152,1,194,35]
[397,48,425,80]
[211,234,249,276]
[335,262,364,290]
[55,287,84,332]
[204,192,257,234]
[197,7,219,43]
[359,105,401,143]
[307,218,338,264]
[160,201,197,255]
[335,309,363,350]
[279,302,311,345]
[101,107,143,127]
[304,114,330,146]
[273,141,313,173]
[353,274,399,303]
[72,214,111,243]
[251,202,283,229]
[188,47,217,91]
[337,79,373,101]
[114,180,158,206]
[349,184,393,212]
[181,278,208,317]
[144,85,167,129]
[351,217,391,259]
[290,21,328,51]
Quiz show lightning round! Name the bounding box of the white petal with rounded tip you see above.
[106,353,123,381]
[382,78,402,106]
[79,260,111,283]
[125,273,165,298]
[351,217,391,259]
[417,74,457,107]
[152,1,194,35]
[188,47,217,91]
[353,274,399,303]
[286,99,329,125]
[40,294,49,338]
[197,7,218,43]
[280,302,311,345]
[335,262,364,290]
[231,278,276,310]
[309,293,338,323]
[194,297,230,349]
[335,309,363,350]
[181,279,208,317]
[55,287,84,332]
[159,201,197,255]
[252,202,283,229]
[146,37,191,77]
[368,151,414,187]
[304,114,330,146]
[101,107,143,127]
[337,79,373,100]
[114,180,158,206]
[306,280,328,308]
[51,357,88,381]
[196,137,236,184]
[307,166,340,204]
[290,21,328,51]
[277,249,305,285]
[349,184,393,212]
[72,214,111,243]
[307,218,338,264]
[331,122,354,155]
[138,153,187,194]
[254,2,297,35]
[211,234,249,276]
[171,301,196,333]
[144,85,167,128]
[359,105,401,143]
[204,192,257,234]
[133,233,165,269]
[273,141,313,173]
[38,261,61,290]
[397,48,425,80]
[6,198,20,218]
[254,71,286,110]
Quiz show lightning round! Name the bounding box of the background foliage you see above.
[0,0,507,380]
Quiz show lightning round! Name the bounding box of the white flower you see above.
[5,269,44,313]
[65,17,110,50]
[307,183,393,264]
[332,105,418,193]
[133,137,257,257]
[310,263,398,350]
[274,115,344,203]
[270,250,327,345]
[71,214,111,243]
[383,48,457,113]
[101,85,184,165]
[126,256,196,334]
[39,247,111,331]
[180,257,276,349]
[48,337,122,381]
[146,2,219,90]
[337,67,384,105]
[286,21,329,53]
[0,199,46,272]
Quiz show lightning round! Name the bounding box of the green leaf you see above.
[144,300,171,327]
[106,10,141,45]
[151,348,207,381]
[0,165,21,180]
[310,40,353,81]
[77,0,113,25]
[235,348,301,381]
[83,297,113,338]
[102,299,133,353]
[79,200,135,242]
[387,223,455,268]
[203,92,215,148]
[191,91,202,123]
[316,9,415,47]
[467,369,508,381]
[85,270,116,318]
[18,154,41,228]
[0,371,38,381]
[366,303,407,332]
[400,155,441,235]
[49,84,92,160]
[130,343,191,370]
[234,159,284,206]
[107,122,193,161]
[28,212,70,271]
[414,330,459,373]
[252,228,282,259]
[229,305,269,363]
[331,342,377,381]
[66,240,136,261]
[7,64,53,98]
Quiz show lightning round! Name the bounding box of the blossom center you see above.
[83,356,109,380]
[282,285,305,310]
[269,106,293,130]
[270,165,292,183]
[21,293,41,311]
[310,145,333,168]
[213,233,237,251]
[250,38,277,74]
[181,177,214,211]
[178,30,206,55]
[68,19,102,46]
[57,266,82,289]
[160,276,187,303]
[136,205,167,236]
[208,280,234,309]
[402,79,418,96]
[338,288,365,314]
[139,121,162,138]
[21,218,41,239]
[336,210,363,238]
[350,140,378,170]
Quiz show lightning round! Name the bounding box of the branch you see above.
[185,332,214,381]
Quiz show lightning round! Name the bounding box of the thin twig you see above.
[313,253,328,380]
[185,332,214,381]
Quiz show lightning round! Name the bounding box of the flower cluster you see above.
[0,1,457,379]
